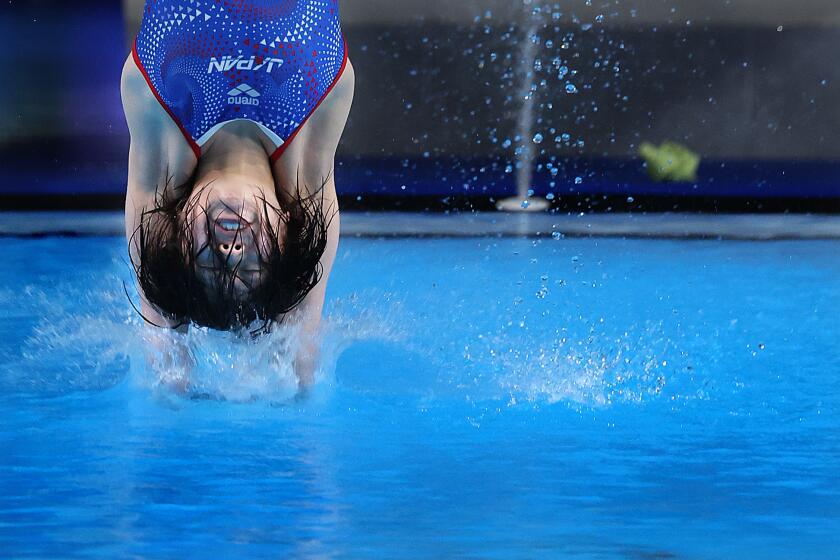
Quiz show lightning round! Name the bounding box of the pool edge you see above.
[2,211,840,240]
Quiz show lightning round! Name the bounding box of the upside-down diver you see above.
[121,0,354,386]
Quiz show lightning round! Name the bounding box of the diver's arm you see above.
[126,180,195,385]
[121,55,196,388]
[121,54,196,330]
[270,61,352,387]
[125,181,195,388]
[142,321,193,393]
[293,190,340,387]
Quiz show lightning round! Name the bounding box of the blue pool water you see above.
[1,234,838,559]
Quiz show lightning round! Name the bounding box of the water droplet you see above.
[533,133,544,144]
[546,193,555,200]
[626,196,635,203]
[521,200,531,209]
[565,83,578,94]
[574,176,583,184]
[758,343,766,350]
[552,231,563,240]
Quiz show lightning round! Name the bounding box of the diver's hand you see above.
[142,326,194,394]
[293,335,318,389]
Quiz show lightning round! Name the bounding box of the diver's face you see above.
[185,184,284,296]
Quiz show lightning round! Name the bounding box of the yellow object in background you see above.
[639,142,701,183]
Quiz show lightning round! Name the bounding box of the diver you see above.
[121,0,354,385]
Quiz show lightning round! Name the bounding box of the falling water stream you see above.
[498,0,549,211]
[514,2,542,201]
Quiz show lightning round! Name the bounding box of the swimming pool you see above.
[1,232,838,558]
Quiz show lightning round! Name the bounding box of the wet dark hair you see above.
[129,174,334,334]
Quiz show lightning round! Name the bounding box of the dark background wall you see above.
[1,0,839,204]
[344,23,840,160]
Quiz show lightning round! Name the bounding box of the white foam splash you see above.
[495,324,672,408]
[4,279,404,403]
[4,273,698,410]
[447,320,691,410]
[5,284,137,394]
[132,324,303,403]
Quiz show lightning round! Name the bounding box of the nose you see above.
[216,240,246,262]
[212,218,257,265]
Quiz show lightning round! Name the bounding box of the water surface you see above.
[1,235,838,559]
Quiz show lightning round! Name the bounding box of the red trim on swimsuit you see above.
[270,37,350,164]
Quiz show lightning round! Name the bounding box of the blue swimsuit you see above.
[133,0,347,161]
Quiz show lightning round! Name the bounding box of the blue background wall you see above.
[0,0,128,196]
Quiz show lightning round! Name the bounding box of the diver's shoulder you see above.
[342,58,356,83]
[121,54,172,135]
[121,55,149,107]
[316,58,354,122]
[122,56,155,131]
[336,58,355,98]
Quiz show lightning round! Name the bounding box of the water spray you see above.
[497,0,550,213]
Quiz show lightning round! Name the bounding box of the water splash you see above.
[1,275,697,411]
[494,323,676,408]
[1,280,404,404]
[5,284,137,394]
[133,326,303,403]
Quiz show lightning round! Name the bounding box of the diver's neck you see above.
[196,125,274,180]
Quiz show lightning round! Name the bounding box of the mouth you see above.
[211,206,255,232]
[216,218,248,232]
[211,198,258,226]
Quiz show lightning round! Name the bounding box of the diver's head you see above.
[130,151,331,333]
